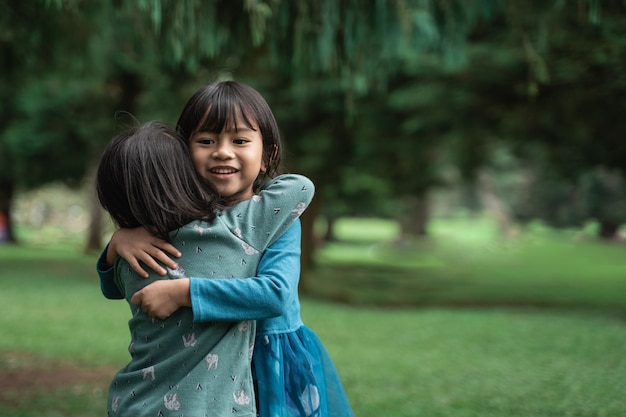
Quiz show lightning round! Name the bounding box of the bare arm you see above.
[131,279,191,319]
[106,227,181,277]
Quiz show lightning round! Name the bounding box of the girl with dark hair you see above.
[96,120,314,417]
[96,121,221,241]
[98,81,354,417]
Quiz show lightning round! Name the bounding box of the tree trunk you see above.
[322,215,337,242]
[598,220,619,240]
[399,193,430,240]
[84,163,104,254]
[82,70,142,253]
[299,194,321,294]
[477,171,516,238]
[0,179,17,243]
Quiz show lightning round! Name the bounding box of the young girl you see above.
[96,120,314,417]
[98,81,355,417]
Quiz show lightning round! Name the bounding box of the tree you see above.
[377,0,626,239]
[5,0,625,254]
[0,1,110,243]
[113,1,483,274]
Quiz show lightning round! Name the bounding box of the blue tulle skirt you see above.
[252,326,354,417]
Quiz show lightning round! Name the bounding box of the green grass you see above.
[2,216,626,416]
[310,217,626,310]
[307,306,626,417]
[0,245,129,366]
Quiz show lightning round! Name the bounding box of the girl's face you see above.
[189,116,266,204]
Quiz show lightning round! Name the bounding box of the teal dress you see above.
[187,220,355,417]
[99,174,314,417]
[101,220,355,417]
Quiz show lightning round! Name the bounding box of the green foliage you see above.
[0,0,111,188]
[4,76,112,188]
[491,152,626,233]
[2,0,626,242]
[579,167,626,226]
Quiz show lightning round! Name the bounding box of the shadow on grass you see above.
[0,351,115,416]
[305,263,626,317]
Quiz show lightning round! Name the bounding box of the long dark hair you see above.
[176,81,284,192]
[96,121,221,241]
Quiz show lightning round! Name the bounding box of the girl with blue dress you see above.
[98,81,354,417]
[96,120,314,416]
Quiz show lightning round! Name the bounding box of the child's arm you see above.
[189,219,301,322]
[130,221,301,321]
[218,174,314,249]
[130,174,313,319]
[96,227,180,299]
[96,246,124,299]
[98,227,180,278]
[96,174,313,287]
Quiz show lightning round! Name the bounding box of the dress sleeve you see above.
[189,220,301,322]
[218,174,314,251]
[96,244,124,299]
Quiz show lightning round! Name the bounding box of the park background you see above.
[1,1,626,416]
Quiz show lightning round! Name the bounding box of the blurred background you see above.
[3,1,626,260]
[1,1,626,416]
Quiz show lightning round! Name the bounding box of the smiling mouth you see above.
[210,168,238,174]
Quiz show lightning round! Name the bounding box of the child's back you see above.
[96,121,314,416]
[109,219,259,416]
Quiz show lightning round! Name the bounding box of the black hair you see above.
[96,121,221,242]
[176,81,283,192]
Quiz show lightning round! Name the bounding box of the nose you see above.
[212,142,234,160]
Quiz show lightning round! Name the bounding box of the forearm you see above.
[190,221,301,323]
[131,278,191,320]
[190,271,293,322]
[105,242,116,267]
[96,244,124,299]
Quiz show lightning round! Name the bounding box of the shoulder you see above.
[259,174,315,201]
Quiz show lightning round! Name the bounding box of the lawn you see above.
[310,217,626,310]
[1,216,625,416]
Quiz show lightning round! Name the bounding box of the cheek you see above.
[191,153,204,175]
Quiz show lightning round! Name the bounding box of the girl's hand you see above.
[131,279,191,320]
[108,227,181,278]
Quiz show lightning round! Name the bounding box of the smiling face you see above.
[189,115,265,204]
[177,82,284,200]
